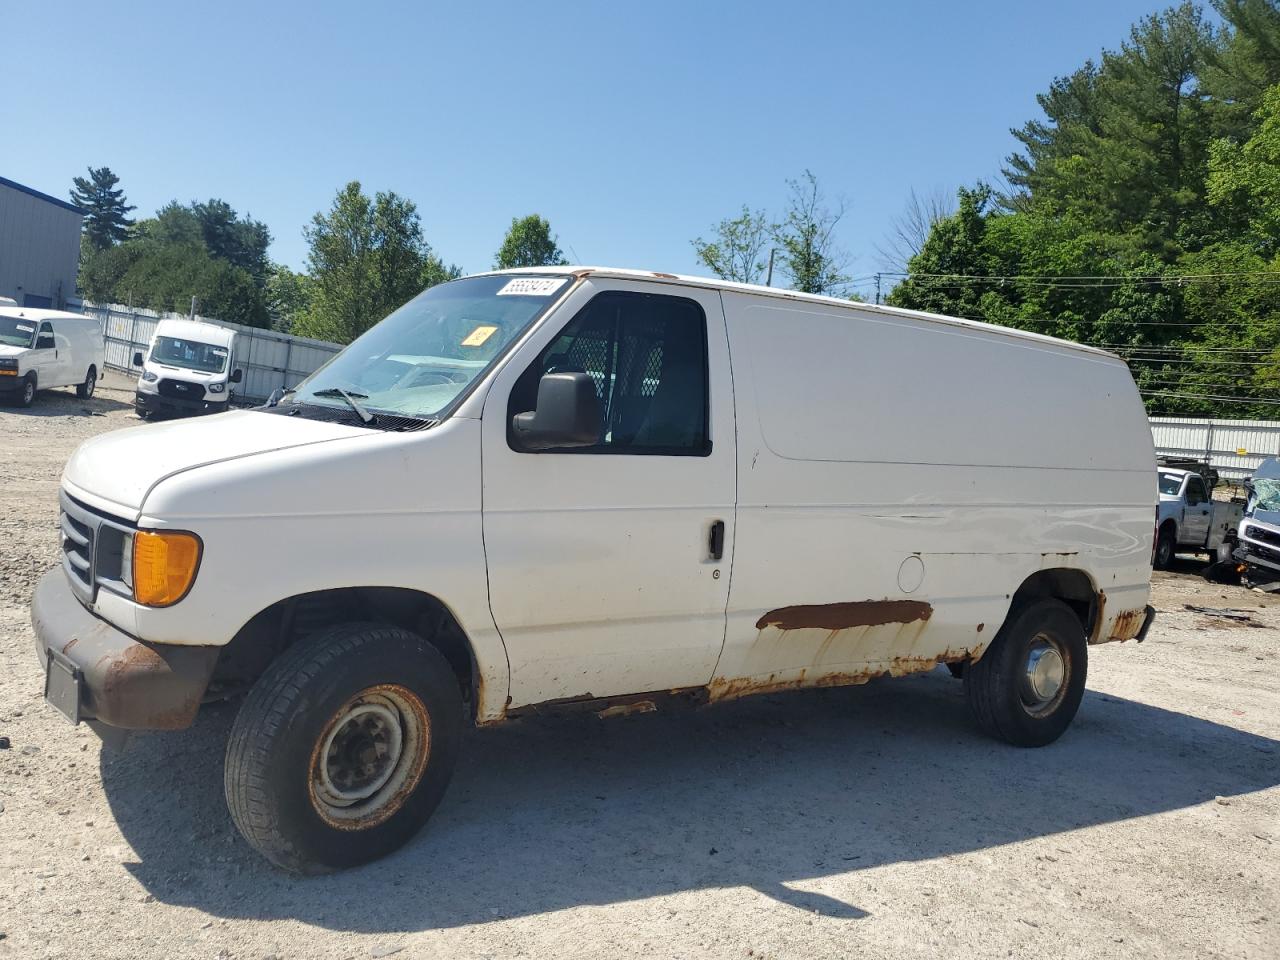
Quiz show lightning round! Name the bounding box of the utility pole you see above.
[875,273,882,305]
[189,296,198,320]
[765,249,776,287]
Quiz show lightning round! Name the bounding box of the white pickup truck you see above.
[1155,465,1243,569]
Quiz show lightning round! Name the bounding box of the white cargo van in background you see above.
[0,307,104,407]
[31,268,1157,873]
[133,318,241,419]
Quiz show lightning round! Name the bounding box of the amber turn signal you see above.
[132,530,202,606]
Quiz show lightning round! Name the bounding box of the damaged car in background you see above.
[1232,458,1280,590]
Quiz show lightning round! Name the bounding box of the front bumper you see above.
[30,567,219,732]
[0,372,25,393]
[135,389,227,417]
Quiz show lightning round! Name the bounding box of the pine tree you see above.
[69,166,136,249]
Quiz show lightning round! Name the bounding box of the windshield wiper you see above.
[311,387,376,425]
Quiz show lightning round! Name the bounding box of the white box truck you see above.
[30,268,1157,872]
[0,307,104,407]
[132,318,241,418]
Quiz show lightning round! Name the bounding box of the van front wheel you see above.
[964,599,1087,747]
[17,373,36,408]
[224,622,462,873]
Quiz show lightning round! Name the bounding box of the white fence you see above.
[1150,416,1280,481]
[81,302,341,404]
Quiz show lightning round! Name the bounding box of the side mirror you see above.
[512,372,601,450]
[230,368,243,384]
[133,351,144,366]
[37,334,55,350]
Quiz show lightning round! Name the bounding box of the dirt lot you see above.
[1,371,1277,960]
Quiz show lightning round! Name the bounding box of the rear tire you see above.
[964,598,1087,747]
[76,366,96,398]
[225,622,463,873]
[1154,526,1176,570]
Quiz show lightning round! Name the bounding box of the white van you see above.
[0,307,104,407]
[132,318,241,418]
[31,268,1156,872]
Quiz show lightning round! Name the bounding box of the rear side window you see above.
[509,290,710,455]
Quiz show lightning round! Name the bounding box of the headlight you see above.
[142,371,158,382]
[132,530,202,606]
[208,382,225,394]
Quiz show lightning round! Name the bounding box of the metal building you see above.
[0,175,84,308]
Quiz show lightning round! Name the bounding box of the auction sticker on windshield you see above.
[461,324,499,347]
[496,277,567,297]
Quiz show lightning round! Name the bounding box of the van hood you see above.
[63,410,371,516]
[0,344,28,358]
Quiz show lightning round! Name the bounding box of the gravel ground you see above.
[1,370,1277,960]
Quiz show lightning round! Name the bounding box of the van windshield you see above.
[282,274,572,423]
[0,316,37,348]
[152,336,229,373]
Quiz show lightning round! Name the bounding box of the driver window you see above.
[508,290,710,455]
[1186,477,1205,505]
[36,323,55,349]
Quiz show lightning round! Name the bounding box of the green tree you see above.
[265,264,313,332]
[69,166,136,249]
[293,181,456,344]
[494,214,567,269]
[147,200,271,279]
[692,206,772,283]
[774,170,849,295]
[1208,83,1280,253]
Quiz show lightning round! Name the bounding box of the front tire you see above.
[225,622,463,873]
[76,365,96,398]
[18,373,36,408]
[964,599,1087,747]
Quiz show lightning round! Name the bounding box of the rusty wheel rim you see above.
[308,684,430,830]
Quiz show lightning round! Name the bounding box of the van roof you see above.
[479,266,1119,362]
[0,306,93,323]
[154,318,236,346]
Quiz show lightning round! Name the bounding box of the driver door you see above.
[480,279,736,708]
[32,323,58,386]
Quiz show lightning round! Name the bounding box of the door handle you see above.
[708,520,725,561]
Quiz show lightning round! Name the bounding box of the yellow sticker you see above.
[1237,448,1249,456]
[461,324,499,347]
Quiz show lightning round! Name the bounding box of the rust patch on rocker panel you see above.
[1109,608,1148,642]
[707,645,975,703]
[754,600,933,632]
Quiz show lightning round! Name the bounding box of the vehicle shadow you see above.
[100,670,1280,930]
[5,390,134,417]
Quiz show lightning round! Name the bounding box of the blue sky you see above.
[7,0,1174,299]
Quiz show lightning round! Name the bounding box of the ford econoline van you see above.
[31,268,1157,872]
[0,308,104,407]
[133,318,242,418]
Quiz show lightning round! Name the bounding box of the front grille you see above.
[1246,524,1280,547]
[60,507,94,592]
[59,492,134,604]
[157,378,201,399]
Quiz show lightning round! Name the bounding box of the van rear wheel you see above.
[76,365,96,398]
[964,598,1087,747]
[224,622,462,873]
